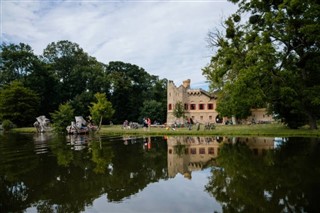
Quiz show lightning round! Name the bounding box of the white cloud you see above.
[1,0,237,88]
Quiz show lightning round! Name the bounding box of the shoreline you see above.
[9,124,320,137]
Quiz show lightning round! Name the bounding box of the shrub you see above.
[2,120,15,131]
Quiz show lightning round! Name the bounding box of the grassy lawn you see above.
[11,123,320,137]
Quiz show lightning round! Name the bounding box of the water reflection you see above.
[205,137,320,212]
[33,133,53,154]
[66,134,90,151]
[0,134,319,212]
[166,136,277,180]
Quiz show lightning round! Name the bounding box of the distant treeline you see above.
[0,40,167,127]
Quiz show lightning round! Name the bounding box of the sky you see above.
[1,0,237,89]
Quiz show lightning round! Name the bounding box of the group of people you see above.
[143,117,151,130]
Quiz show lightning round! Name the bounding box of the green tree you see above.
[1,119,15,131]
[0,43,38,86]
[89,93,114,131]
[70,91,96,117]
[106,61,163,124]
[140,100,166,124]
[173,101,185,123]
[0,81,40,127]
[50,102,75,133]
[42,40,108,104]
[203,0,320,129]
[0,42,61,115]
[24,60,60,116]
[144,78,168,123]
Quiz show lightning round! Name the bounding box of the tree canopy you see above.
[203,0,320,129]
[0,81,40,127]
[89,92,115,131]
[50,102,75,133]
[106,61,167,124]
[0,41,167,128]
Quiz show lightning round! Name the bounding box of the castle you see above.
[166,79,273,125]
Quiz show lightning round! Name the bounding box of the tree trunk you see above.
[97,116,103,132]
[307,112,318,130]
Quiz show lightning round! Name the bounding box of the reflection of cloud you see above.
[88,169,222,212]
[2,1,237,88]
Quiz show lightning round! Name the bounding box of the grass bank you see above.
[11,123,320,137]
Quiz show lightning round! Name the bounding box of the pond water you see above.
[1,133,320,212]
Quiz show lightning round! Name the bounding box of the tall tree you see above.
[0,81,40,127]
[42,40,108,105]
[0,42,63,117]
[140,76,168,123]
[106,61,153,123]
[89,92,114,131]
[0,43,38,86]
[203,0,320,129]
[24,60,60,116]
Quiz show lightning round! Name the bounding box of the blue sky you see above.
[1,0,237,89]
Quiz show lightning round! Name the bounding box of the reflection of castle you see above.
[167,136,275,179]
[167,136,221,179]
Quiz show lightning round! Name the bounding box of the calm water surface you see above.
[0,133,320,212]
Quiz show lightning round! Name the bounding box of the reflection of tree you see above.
[105,137,168,202]
[50,135,74,166]
[205,138,320,212]
[90,137,114,174]
[1,134,168,212]
[174,142,186,157]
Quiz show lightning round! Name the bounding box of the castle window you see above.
[190,148,197,154]
[208,103,214,110]
[209,116,212,120]
[200,116,203,120]
[199,148,205,154]
[184,103,188,110]
[199,104,205,110]
[168,104,172,110]
[208,147,214,154]
[190,104,196,110]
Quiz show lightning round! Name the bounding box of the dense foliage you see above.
[0,41,167,127]
[89,92,114,130]
[203,0,320,129]
[50,102,75,133]
[0,81,40,127]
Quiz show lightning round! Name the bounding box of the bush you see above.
[2,120,15,131]
[50,102,74,133]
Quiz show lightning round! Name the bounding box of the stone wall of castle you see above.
[166,79,274,125]
[167,79,219,125]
